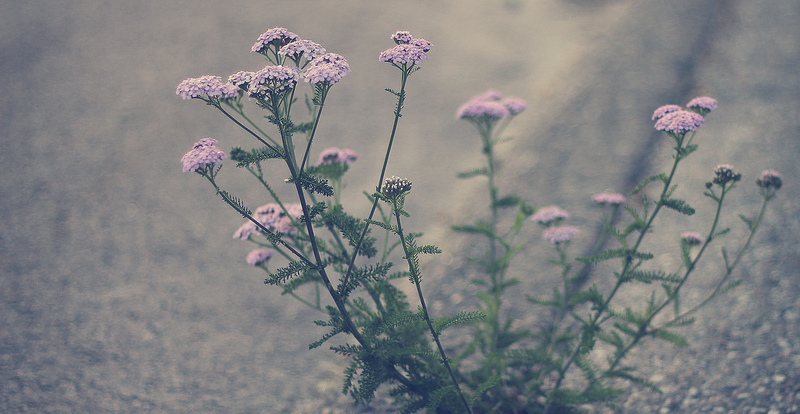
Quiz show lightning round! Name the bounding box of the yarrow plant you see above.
[177,28,781,413]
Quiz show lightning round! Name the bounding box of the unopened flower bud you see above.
[681,232,703,246]
[382,176,412,199]
[712,164,742,186]
[756,170,782,190]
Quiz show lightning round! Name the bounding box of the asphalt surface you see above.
[1,0,798,413]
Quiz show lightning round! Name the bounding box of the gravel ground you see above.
[1,0,798,413]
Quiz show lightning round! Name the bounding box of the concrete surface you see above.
[1,0,797,413]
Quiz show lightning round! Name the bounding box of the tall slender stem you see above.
[342,67,411,289]
[393,203,473,414]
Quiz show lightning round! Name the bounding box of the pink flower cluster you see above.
[233,203,305,239]
[651,105,682,121]
[249,65,302,97]
[181,138,227,173]
[456,89,528,120]
[531,206,570,225]
[279,40,327,62]
[304,53,351,85]
[652,97,717,136]
[251,28,299,53]
[654,110,705,135]
[681,232,703,245]
[316,147,358,166]
[379,31,433,66]
[246,249,273,266]
[756,170,782,190]
[176,76,239,100]
[591,193,627,205]
[712,164,742,186]
[686,96,718,114]
[543,226,580,244]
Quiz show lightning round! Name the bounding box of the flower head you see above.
[408,38,433,52]
[756,170,782,190]
[531,206,570,225]
[228,71,255,86]
[712,164,742,186]
[304,53,350,85]
[379,43,428,65]
[456,90,527,121]
[391,31,414,44]
[652,104,682,120]
[382,176,412,199]
[181,138,226,173]
[279,40,327,62]
[654,110,705,135]
[233,203,304,239]
[456,100,510,120]
[686,97,718,116]
[503,97,528,115]
[591,193,627,205]
[681,232,703,246]
[543,226,580,244]
[246,249,273,266]
[251,28,299,53]
[176,75,238,100]
[316,147,358,166]
[249,65,301,97]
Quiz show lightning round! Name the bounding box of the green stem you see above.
[603,184,729,376]
[544,132,689,414]
[393,202,473,414]
[655,194,770,330]
[341,65,411,290]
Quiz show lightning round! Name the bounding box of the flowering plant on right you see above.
[449,93,782,413]
[176,27,781,414]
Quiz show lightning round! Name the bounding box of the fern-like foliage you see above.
[265,260,318,285]
[298,202,327,223]
[432,311,485,335]
[577,248,654,264]
[286,171,334,196]
[320,205,377,258]
[337,262,394,297]
[630,173,667,195]
[216,189,252,217]
[660,197,695,215]
[457,167,488,179]
[230,145,285,167]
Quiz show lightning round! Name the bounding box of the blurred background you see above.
[1,0,798,412]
